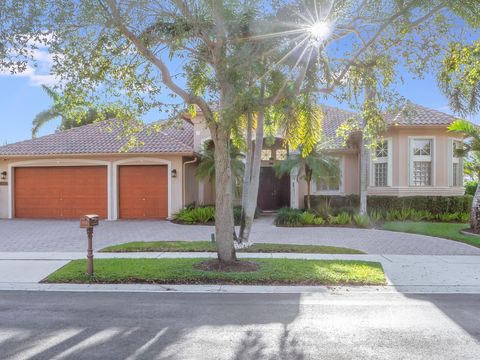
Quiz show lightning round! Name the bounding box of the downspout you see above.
[182,156,198,207]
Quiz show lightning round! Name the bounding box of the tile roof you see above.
[0,120,194,156]
[321,105,358,148]
[385,102,459,126]
[0,102,457,156]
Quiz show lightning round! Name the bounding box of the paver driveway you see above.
[1,217,479,255]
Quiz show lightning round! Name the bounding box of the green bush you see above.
[369,210,383,223]
[328,212,351,225]
[275,207,304,227]
[311,195,472,215]
[174,206,216,224]
[353,214,370,228]
[459,212,470,223]
[437,212,461,222]
[275,208,326,226]
[299,211,316,225]
[465,181,478,196]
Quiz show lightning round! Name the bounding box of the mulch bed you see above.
[194,259,260,272]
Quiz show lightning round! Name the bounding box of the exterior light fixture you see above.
[0,171,6,181]
[171,169,177,178]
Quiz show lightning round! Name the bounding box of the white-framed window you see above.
[371,139,392,187]
[410,138,434,186]
[313,156,344,194]
[449,139,463,187]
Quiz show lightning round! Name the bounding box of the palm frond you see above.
[31,109,61,138]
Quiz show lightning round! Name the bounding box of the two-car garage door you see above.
[14,166,108,219]
[14,165,168,219]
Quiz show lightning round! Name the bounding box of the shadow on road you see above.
[0,291,303,360]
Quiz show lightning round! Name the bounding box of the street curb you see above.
[1,282,480,294]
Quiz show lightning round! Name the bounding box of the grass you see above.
[100,241,365,254]
[44,258,386,286]
[382,221,480,248]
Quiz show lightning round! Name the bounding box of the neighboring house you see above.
[0,102,464,220]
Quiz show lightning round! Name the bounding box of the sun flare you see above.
[308,21,331,41]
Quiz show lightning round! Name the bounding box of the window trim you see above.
[448,138,463,187]
[408,136,435,187]
[312,156,344,195]
[370,138,392,187]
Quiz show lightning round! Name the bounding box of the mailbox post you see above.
[80,214,99,276]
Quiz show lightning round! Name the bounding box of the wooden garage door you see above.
[119,165,168,219]
[15,166,108,219]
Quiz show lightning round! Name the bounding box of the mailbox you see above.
[80,214,99,228]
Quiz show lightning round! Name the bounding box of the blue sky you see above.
[1,69,473,146]
[1,20,478,146]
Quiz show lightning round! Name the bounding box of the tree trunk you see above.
[306,180,311,210]
[238,113,253,242]
[359,135,369,215]
[471,182,480,233]
[238,85,266,245]
[213,127,237,262]
[238,109,265,244]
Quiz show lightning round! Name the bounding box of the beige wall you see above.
[0,153,189,219]
[191,115,212,152]
[368,126,464,196]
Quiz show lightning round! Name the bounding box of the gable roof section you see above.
[0,120,194,156]
[321,105,358,148]
[385,102,459,126]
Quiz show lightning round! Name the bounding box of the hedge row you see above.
[309,195,472,215]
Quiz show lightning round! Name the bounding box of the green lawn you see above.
[382,221,480,248]
[44,258,385,286]
[100,241,364,254]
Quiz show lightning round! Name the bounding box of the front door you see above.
[257,167,290,210]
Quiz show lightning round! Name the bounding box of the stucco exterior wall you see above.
[0,154,188,219]
[368,126,465,196]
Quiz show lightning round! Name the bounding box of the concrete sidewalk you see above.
[0,252,479,293]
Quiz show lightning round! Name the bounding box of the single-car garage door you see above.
[119,165,168,219]
[14,166,108,219]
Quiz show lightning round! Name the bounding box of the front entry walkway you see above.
[1,217,479,255]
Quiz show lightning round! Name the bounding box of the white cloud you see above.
[0,42,59,86]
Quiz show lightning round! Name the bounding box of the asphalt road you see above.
[0,291,479,360]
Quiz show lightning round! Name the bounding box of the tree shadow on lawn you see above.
[0,291,305,360]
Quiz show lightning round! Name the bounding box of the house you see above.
[0,102,464,220]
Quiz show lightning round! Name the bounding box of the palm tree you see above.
[464,151,480,182]
[31,85,63,138]
[273,147,341,210]
[449,119,480,231]
[195,140,245,196]
[32,86,121,138]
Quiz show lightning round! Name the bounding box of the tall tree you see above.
[448,120,480,232]
[0,0,463,263]
[32,85,126,138]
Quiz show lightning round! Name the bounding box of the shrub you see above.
[299,211,316,225]
[275,207,304,227]
[369,210,383,223]
[312,216,325,225]
[328,212,351,225]
[437,212,460,222]
[465,181,478,196]
[409,210,434,222]
[353,214,370,228]
[459,212,470,223]
[174,206,215,224]
[311,195,472,215]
